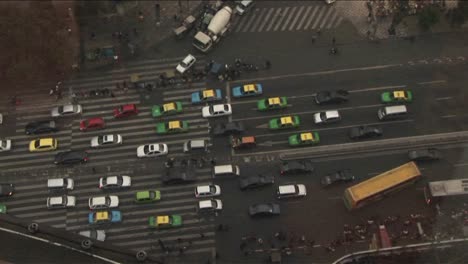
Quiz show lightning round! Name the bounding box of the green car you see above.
[149,215,183,229]
[156,120,189,134]
[269,116,300,130]
[288,132,320,147]
[0,204,6,214]
[152,102,183,118]
[380,90,413,103]
[257,97,288,111]
[135,190,161,203]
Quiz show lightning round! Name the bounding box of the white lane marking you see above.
[417,80,447,85]
[265,8,283,32]
[454,163,468,167]
[250,8,269,32]
[441,115,456,118]
[242,8,261,32]
[296,6,312,30]
[304,6,319,30]
[435,97,453,101]
[349,85,406,93]
[287,6,304,31]
[311,6,326,29]
[319,7,334,30]
[334,16,343,27]
[256,8,275,32]
[273,7,290,31]
[326,11,338,29]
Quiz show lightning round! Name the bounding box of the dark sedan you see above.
[280,160,314,175]
[239,174,274,190]
[0,183,14,197]
[211,121,245,136]
[54,150,88,165]
[25,120,58,135]
[349,126,383,140]
[314,90,349,105]
[408,148,441,161]
[249,203,280,217]
[320,170,355,187]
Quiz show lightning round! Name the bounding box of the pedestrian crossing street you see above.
[232,4,343,33]
[0,57,222,259]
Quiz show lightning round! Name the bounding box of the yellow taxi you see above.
[29,138,58,152]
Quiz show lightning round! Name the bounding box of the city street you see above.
[1,1,468,263]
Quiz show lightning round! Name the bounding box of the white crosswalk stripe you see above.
[0,56,218,260]
[231,4,343,33]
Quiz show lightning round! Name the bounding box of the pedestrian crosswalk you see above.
[0,56,220,260]
[232,4,343,33]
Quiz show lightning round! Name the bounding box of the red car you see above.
[113,104,138,118]
[80,117,105,131]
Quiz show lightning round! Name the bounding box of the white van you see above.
[277,184,307,199]
[213,164,240,178]
[47,178,74,191]
[378,105,408,121]
[183,139,209,153]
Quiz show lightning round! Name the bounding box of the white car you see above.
[325,0,336,4]
[0,113,3,124]
[88,195,119,210]
[51,104,82,117]
[0,140,11,152]
[198,199,223,213]
[236,0,254,15]
[137,143,168,158]
[202,104,232,118]
[277,184,307,199]
[99,175,131,189]
[47,195,76,209]
[176,54,196,74]
[91,134,122,148]
[195,184,221,198]
[313,110,341,124]
[79,230,106,242]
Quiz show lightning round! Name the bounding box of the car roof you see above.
[62,150,86,159]
[39,138,54,145]
[325,110,340,118]
[213,104,226,111]
[136,191,150,199]
[87,117,103,123]
[49,196,64,204]
[122,104,136,110]
[63,105,74,111]
[199,200,213,208]
[105,176,118,185]
[197,185,211,193]
[278,185,296,194]
[183,54,195,62]
[92,196,106,204]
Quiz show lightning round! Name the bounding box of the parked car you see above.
[176,54,196,74]
[25,120,58,135]
[79,230,106,241]
[80,117,105,132]
[211,121,245,136]
[315,90,349,105]
[90,134,122,148]
[51,104,82,117]
[408,148,441,161]
[136,144,168,158]
[0,184,14,197]
[88,195,119,210]
[88,210,121,225]
[349,126,383,140]
[195,185,221,198]
[99,176,131,189]
[202,104,232,118]
[47,195,76,209]
[280,160,314,175]
[239,174,274,190]
[0,140,12,152]
[54,150,88,165]
[320,170,355,187]
[249,203,280,217]
[313,110,341,124]
[113,104,138,118]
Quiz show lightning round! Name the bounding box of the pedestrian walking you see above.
[110,92,115,98]
[49,88,54,96]
[332,37,336,45]
[174,14,178,22]
[200,233,205,238]
[133,28,138,37]
[92,167,96,174]
[90,32,96,40]
[138,11,144,21]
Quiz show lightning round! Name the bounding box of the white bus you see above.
[424,178,468,205]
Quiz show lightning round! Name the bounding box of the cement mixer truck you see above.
[193,6,232,53]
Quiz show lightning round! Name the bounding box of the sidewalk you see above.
[335,0,460,39]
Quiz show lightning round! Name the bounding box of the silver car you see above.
[47,195,76,209]
[88,195,119,210]
[51,104,82,117]
[91,134,122,148]
[79,230,106,241]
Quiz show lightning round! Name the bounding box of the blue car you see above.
[232,84,263,98]
[88,210,122,224]
[191,89,222,104]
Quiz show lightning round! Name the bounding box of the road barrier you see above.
[280,131,468,161]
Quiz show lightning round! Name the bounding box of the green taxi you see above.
[288,132,320,147]
[152,102,183,118]
[380,90,413,103]
[135,190,161,203]
[156,120,189,134]
[269,116,300,130]
[148,215,182,229]
[257,97,288,111]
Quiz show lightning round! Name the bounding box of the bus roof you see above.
[428,178,468,197]
[346,162,421,202]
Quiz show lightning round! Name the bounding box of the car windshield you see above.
[57,106,64,113]
[34,140,41,148]
[320,112,327,120]
[0,141,6,148]
[143,145,150,153]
